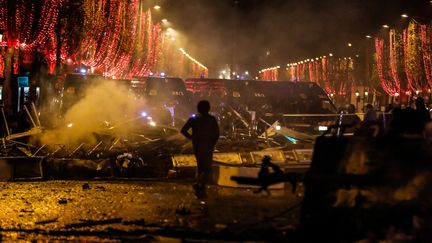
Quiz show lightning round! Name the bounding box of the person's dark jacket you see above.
[181,114,219,149]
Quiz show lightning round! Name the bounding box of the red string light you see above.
[421,24,432,87]
[376,38,399,95]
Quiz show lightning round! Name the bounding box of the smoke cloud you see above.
[163,0,429,77]
[39,81,147,146]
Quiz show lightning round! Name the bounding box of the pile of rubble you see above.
[0,104,315,181]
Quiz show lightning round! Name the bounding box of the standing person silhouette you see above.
[181,100,219,199]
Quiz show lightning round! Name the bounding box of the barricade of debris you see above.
[0,101,316,181]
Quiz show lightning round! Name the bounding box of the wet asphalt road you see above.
[0,181,301,242]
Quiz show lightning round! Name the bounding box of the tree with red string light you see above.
[389,29,405,93]
[375,38,400,96]
[0,0,63,113]
[404,20,425,92]
[421,24,432,88]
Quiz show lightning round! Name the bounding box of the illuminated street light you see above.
[364,91,369,96]
[366,35,372,38]
[382,24,390,28]
[329,53,333,57]
[153,5,161,10]
[348,43,352,47]
[162,18,168,23]
[401,14,408,18]
[355,91,360,97]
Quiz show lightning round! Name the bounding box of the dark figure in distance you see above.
[415,97,430,123]
[364,104,377,122]
[181,100,219,199]
[346,104,361,127]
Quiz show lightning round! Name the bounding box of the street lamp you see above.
[401,14,409,18]
[355,91,360,111]
[382,24,390,28]
[365,35,372,39]
[153,5,161,10]
[348,43,352,47]
[161,18,168,23]
[364,91,369,103]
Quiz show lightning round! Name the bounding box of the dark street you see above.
[0,181,300,241]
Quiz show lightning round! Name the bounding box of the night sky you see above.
[162,0,431,77]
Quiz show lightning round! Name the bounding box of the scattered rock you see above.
[35,218,58,225]
[20,209,34,213]
[82,183,90,190]
[58,198,68,204]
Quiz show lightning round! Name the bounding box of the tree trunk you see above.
[3,47,15,115]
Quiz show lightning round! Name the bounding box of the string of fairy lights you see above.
[0,0,62,49]
[259,12,432,99]
[179,48,208,71]
[0,0,209,79]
